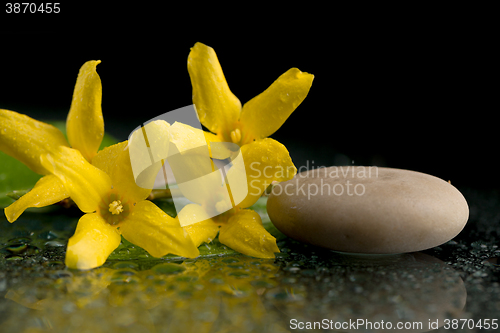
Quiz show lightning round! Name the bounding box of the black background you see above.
[1,5,497,189]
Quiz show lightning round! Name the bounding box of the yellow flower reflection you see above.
[40,142,199,269]
[4,256,284,333]
[1,60,104,222]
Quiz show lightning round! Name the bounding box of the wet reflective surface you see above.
[1,188,499,332]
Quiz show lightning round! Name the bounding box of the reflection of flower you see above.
[181,43,313,258]
[4,256,282,333]
[1,61,104,222]
[41,142,199,269]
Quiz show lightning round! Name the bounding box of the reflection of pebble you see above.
[268,167,469,254]
[269,252,466,331]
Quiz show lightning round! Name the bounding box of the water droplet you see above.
[5,244,28,253]
[175,275,197,283]
[118,248,131,255]
[44,260,65,268]
[7,237,31,245]
[49,270,73,279]
[45,240,65,247]
[38,231,59,240]
[472,270,488,277]
[300,269,317,277]
[152,263,186,275]
[228,271,250,278]
[250,279,277,288]
[209,277,225,284]
[221,258,239,263]
[113,261,139,270]
[282,277,297,284]
[285,267,301,273]
[5,255,23,260]
[111,269,139,284]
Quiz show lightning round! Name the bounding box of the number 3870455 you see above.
[6,3,60,13]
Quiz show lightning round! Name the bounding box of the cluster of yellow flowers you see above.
[0,43,313,269]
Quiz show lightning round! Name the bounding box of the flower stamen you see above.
[100,192,130,226]
[230,128,241,144]
[109,200,124,215]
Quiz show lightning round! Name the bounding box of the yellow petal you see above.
[239,68,314,141]
[4,175,69,223]
[92,141,151,204]
[65,213,121,270]
[230,138,296,208]
[128,120,171,190]
[204,131,233,160]
[0,109,69,175]
[177,204,219,247]
[66,60,104,162]
[184,220,220,248]
[119,200,199,258]
[40,146,111,213]
[188,42,241,136]
[168,151,224,205]
[218,209,279,258]
[168,121,208,154]
[166,124,242,212]
[141,119,171,161]
[166,123,226,206]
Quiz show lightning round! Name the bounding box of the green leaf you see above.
[0,151,43,208]
[6,189,31,200]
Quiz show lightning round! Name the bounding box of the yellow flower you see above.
[177,137,297,258]
[40,141,199,270]
[1,61,198,269]
[1,60,104,222]
[177,43,314,258]
[187,42,314,146]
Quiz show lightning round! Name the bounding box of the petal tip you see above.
[4,207,17,223]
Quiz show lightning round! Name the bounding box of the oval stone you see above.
[267,166,469,254]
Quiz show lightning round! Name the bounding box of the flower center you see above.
[99,191,130,227]
[109,200,124,215]
[230,128,241,144]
